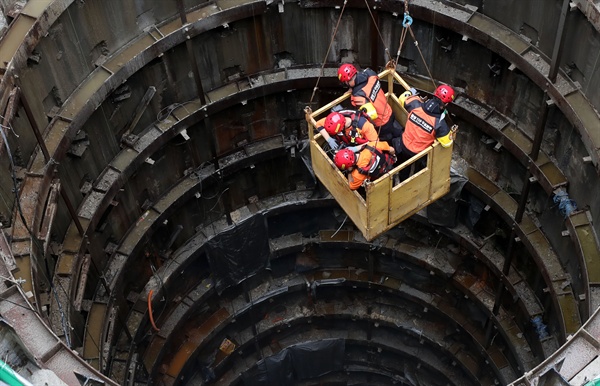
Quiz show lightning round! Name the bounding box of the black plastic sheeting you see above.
[241,339,346,385]
[298,139,316,186]
[205,214,270,294]
[426,168,468,228]
[463,192,486,231]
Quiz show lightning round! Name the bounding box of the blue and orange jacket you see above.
[316,110,379,146]
[348,141,395,190]
[402,95,452,154]
[350,69,393,128]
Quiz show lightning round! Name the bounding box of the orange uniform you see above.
[350,69,393,128]
[315,111,379,145]
[348,141,395,190]
[401,95,452,155]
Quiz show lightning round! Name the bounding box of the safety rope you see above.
[309,0,348,104]
[394,0,411,65]
[394,0,436,90]
[408,26,437,90]
[363,0,392,62]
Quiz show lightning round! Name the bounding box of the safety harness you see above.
[336,110,369,145]
[355,145,395,179]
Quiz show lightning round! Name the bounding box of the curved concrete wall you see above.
[0,0,599,385]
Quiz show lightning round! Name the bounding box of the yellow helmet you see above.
[399,90,412,105]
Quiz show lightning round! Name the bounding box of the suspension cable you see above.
[394,0,411,65]
[408,25,437,90]
[394,0,436,90]
[363,0,392,63]
[309,0,348,104]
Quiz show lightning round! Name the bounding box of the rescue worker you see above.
[337,63,403,142]
[392,84,456,164]
[316,110,379,148]
[333,141,396,190]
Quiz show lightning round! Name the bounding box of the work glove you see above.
[326,137,340,150]
[345,144,365,153]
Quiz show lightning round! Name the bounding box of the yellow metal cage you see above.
[305,68,454,241]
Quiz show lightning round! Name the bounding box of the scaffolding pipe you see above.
[0,359,34,386]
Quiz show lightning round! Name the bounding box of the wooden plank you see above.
[306,69,455,241]
[366,172,392,239]
[389,166,429,224]
[430,143,453,197]
[310,138,367,235]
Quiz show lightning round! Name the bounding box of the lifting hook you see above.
[402,13,413,28]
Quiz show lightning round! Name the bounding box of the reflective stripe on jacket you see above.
[403,96,451,154]
[350,69,392,127]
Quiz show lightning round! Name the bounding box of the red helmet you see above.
[434,84,455,104]
[338,64,357,83]
[324,112,346,135]
[334,149,356,170]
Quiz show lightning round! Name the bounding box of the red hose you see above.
[148,290,160,332]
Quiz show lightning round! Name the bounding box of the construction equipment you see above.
[304,65,455,241]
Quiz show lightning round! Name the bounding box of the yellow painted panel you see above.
[306,69,454,241]
[22,0,53,18]
[430,143,452,195]
[83,303,107,368]
[310,138,367,235]
[0,16,34,71]
[14,255,32,294]
[389,168,429,224]
[389,94,409,125]
[366,173,392,238]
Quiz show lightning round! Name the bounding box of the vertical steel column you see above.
[176,0,206,105]
[548,0,571,83]
[486,92,551,346]
[530,92,550,163]
[19,88,50,161]
[514,91,550,222]
[485,226,517,347]
[176,0,219,169]
[243,281,264,360]
[19,88,85,236]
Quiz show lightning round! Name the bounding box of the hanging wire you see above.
[331,214,348,238]
[394,0,411,65]
[393,0,436,90]
[395,23,409,65]
[408,25,437,90]
[362,0,392,63]
[309,0,349,104]
[0,117,107,354]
